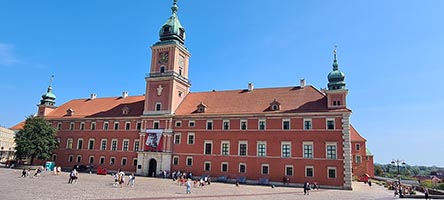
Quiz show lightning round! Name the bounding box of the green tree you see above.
[374,165,384,176]
[14,116,58,165]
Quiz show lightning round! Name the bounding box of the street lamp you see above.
[391,159,406,176]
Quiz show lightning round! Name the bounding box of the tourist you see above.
[303,181,311,195]
[21,169,27,177]
[185,178,191,194]
[368,179,372,187]
[424,187,430,200]
[128,173,135,187]
[113,173,119,187]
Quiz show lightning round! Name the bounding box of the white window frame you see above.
[239,163,246,173]
[175,121,182,127]
[80,122,85,130]
[261,164,269,175]
[221,162,229,172]
[303,118,312,130]
[103,121,109,130]
[257,141,267,157]
[206,120,213,130]
[111,139,118,151]
[88,138,95,150]
[258,119,266,130]
[187,133,194,145]
[99,156,105,165]
[285,165,294,176]
[204,140,213,155]
[186,156,193,166]
[77,138,84,150]
[223,119,230,130]
[326,142,337,160]
[204,161,211,171]
[303,141,314,158]
[114,122,119,130]
[327,167,337,179]
[153,121,160,129]
[239,141,248,156]
[68,155,74,163]
[57,122,62,130]
[240,119,248,130]
[188,120,195,127]
[134,139,140,151]
[110,157,116,165]
[89,156,94,164]
[67,138,73,149]
[305,165,314,177]
[282,119,290,130]
[174,133,181,144]
[121,157,127,166]
[221,141,230,156]
[76,155,82,163]
[125,121,131,130]
[356,155,362,163]
[91,122,96,130]
[155,102,161,111]
[69,122,75,130]
[281,141,291,158]
[101,139,107,150]
[326,118,335,130]
[122,139,129,151]
[173,156,179,165]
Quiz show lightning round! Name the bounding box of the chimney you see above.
[90,93,96,100]
[122,91,128,98]
[248,82,254,91]
[300,79,306,88]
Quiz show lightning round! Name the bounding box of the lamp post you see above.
[391,159,406,176]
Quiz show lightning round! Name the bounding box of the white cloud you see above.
[0,43,19,66]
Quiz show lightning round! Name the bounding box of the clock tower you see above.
[143,0,191,116]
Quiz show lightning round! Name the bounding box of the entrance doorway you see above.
[148,158,157,177]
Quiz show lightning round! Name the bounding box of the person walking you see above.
[185,178,192,194]
[127,173,135,187]
[424,187,430,200]
[303,181,311,195]
[21,169,27,177]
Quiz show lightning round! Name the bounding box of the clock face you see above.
[159,52,169,63]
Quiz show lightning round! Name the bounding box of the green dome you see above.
[40,85,56,106]
[327,51,346,90]
[159,0,186,44]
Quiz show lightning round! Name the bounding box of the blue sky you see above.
[1,0,443,167]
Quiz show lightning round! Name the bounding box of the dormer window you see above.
[269,99,281,111]
[163,26,171,34]
[122,106,130,115]
[196,102,207,113]
[66,109,74,116]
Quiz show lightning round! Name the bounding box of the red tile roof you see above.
[350,125,366,142]
[45,96,145,119]
[10,121,25,130]
[175,86,349,116]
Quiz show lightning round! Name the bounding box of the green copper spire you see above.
[158,0,186,45]
[40,75,56,106]
[327,47,346,90]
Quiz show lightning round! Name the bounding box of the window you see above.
[281,142,291,158]
[136,122,141,130]
[221,162,228,172]
[223,120,230,130]
[187,133,194,145]
[103,122,109,130]
[89,156,94,164]
[155,103,161,111]
[188,121,195,127]
[100,139,107,150]
[328,167,337,179]
[69,122,75,130]
[221,141,230,156]
[76,155,82,163]
[259,119,266,130]
[283,119,290,130]
[121,157,127,166]
[122,140,129,151]
[326,119,335,130]
[257,142,266,157]
[239,141,247,156]
[133,159,138,167]
[179,67,183,76]
[77,139,83,150]
[356,155,362,163]
[204,141,212,155]
[356,144,361,151]
[261,164,269,175]
[206,120,213,130]
[68,155,74,163]
[67,138,73,149]
[52,155,57,162]
[175,121,182,127]
[88,139,95,150]
[160,66,165,73]
[304,119,312,130]
[173,156,179,165]
[239,163,246,173]
[125,122,131,130]
[80,122,85,130]
[100,156,105,165]
[134,140,140,151]
[174,133,181,144]
[153,121,159,129]
[326,143,337,159]
[285,165,294,176]
[240,120,247,130]
[110,157,115,165]
[186,157,193,166]
[91,122,96,130]
[111,139,117,151]
[114,122,119,130]
[57,122,62,130]
[204,161,211,171]
[305,166,314,177]
[303,142,313,158]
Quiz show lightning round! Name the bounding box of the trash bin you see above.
[45,161,55,171]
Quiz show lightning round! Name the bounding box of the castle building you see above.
[12,0,373,189]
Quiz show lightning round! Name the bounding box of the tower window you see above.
[163,26,170,34]
[179,28,184,38]
[160,66,165,73]
[155,103,161,111]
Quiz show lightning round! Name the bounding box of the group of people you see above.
[113,169,135,188]
[303,181,320,195]
[68,168,79,184]
[53,166,62,175]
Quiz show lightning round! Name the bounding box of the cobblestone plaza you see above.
[0,168,393,200]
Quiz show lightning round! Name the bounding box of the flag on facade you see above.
[145,129,163,148]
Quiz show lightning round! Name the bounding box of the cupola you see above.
[40,75,56,106]
[159,0,186,44]
[327,48,346,90]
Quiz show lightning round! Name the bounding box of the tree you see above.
[15,115,58,165]
[374,165,384,176]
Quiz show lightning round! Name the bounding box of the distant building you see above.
[0,126,15,162]
[350,126,374,179]
[12,0,373,189]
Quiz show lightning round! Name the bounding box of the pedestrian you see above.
[26,168,31,177]
[113,173,119,187]
[303,181,311,195]
[21,169,27,177]
[424,187,430,200]
[118,170,125,188]
[68,169,75,184]
[128,173,135,187]
[368,179,372,187]
[185,178,191,194]
[72,169,79,184]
